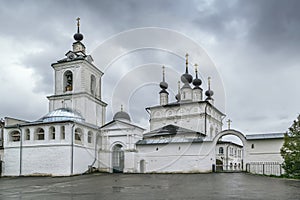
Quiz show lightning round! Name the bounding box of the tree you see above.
[281,115,300,178]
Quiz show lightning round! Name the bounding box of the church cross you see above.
[76,17,80,27]
[227,119,232,130]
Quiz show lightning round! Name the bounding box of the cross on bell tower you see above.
[226,119,232,130]
[73,17,85,53]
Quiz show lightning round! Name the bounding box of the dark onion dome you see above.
[193,78,202,87]
[205,77,214,99]
[74,32,83,42]
[181,53,193,84]
[39,108,85,122]
[205,89,214,97]
[113,110,131,122]
[159,81,168,90]
[193,63,202,88]
[160,66,168,90]
[181,73,193,84]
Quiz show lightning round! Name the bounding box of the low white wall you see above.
[4,145,71,176]
[247,139,284,163]
[136,142,215,173]
[73,145,96,174]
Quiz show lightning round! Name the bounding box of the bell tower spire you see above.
[72,17,86,53]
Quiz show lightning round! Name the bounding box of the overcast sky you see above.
[1,0,300,135]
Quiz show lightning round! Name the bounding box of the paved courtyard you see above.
[0,173,299,200]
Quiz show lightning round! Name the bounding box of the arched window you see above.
[49,126,55,140]
[25,128,30,140]
[10,130,20,142]
[219,147,224,154]
[87,131,93,143]
[35,128,45,140]
[75,128,83,144]
[90,75,96,95]
[64,70,73,92]
[60,126,65,140]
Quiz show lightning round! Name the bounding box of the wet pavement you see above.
[0,173,299,200]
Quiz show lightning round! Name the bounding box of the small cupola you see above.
[159,66,169,105]
[205,77,214,104]
[180,53,193,85]
[113,105,131,122]
[192,63,203,101]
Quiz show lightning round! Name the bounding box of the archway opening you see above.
[140,160,145,173]
[112,144,124,173]
[215,133,245,172]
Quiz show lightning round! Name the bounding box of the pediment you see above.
[100,120,144,131]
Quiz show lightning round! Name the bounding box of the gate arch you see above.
[213,129,248,171]
[111,144,124,173]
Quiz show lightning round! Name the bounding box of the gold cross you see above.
[227,119,232,130]
[194,63,198,72]
[76,17,80,27]
[185,53,189,65]
[162,65,165,81]
[208,77,211,89]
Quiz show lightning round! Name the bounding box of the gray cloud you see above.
[0,0,299,134]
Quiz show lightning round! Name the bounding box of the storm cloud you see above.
[0,0,299,134]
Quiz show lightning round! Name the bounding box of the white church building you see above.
[0,19,285,176]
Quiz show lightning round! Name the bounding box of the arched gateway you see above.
[112,144,124,173]
[212,129,249,171]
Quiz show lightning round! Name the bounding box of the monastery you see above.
[0,19,284,176]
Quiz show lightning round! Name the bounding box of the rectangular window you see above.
[26,133,30,140]
[88,135,92,143]
[37,134,44,140]
[61,126,65,140]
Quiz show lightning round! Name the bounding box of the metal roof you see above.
[246,133,284,140]
[38,108,85,123]
[136,137,203,145]
[143,124,204,138]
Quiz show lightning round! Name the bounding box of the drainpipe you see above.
[88,132,99,172]
[71,123,75,175]
[17,124,22,176]
[204,103,208,135]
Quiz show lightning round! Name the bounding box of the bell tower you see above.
[47,18,107,126]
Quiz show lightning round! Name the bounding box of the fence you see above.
[246,162,283,176]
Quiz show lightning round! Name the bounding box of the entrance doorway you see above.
[214,130,246,172]
[140,160,145,173]
[112,144,124,173]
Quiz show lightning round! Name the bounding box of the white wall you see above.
[73,145,96,174]
[136,142,215,173]
[247,139,284,163]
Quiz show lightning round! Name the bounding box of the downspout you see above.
[204,103,208,135]
[17,124,22,176]
[88,132,99,172]
[71,123,75,175]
